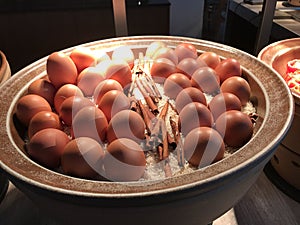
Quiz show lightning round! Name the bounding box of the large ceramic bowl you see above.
[0,50,11,203]
[258,37,300,191]
[0,51,11,85]
[0,36,294,225]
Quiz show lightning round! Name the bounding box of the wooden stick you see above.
[158,100,169,120]
[140,78,158,102]
[167,132,177,150]
[161,120,169,160]
[162,135,169,159]
[157,145,163,161]
[169,101,179,115]
[142,70,162,99]
[145,96,159,115]
[136,79,159,114]
[164,159,172,178]
[170,117,184,167]
[137,100,152,135]
[129,97,138,111]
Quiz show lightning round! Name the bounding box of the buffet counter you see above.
[226,0,300,54]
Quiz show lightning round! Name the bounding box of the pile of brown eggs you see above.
[14,41,256,182]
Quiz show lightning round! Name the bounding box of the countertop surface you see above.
[0,168,299,225]
[229,0,300,37]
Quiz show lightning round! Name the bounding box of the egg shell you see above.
[175,87,207,113]
[104,59,132,88]
[70,47,97,74]
[28,111,61,139]
[72,106,108,142]
[191,67,220,94]
[97,90,130,122]
[54,84,84,114]
[176,58,206,78]
[215,110,253,148]
[93,79,123,105]
[163,73,191,99]
[27,128,70,169]
[220,76,251,106]
[95,59,112,75]
[15,94,52,126]
[103,138,146,182]
[215,58,242,83]
[106,110,146,144]
[112,45,135,69]
[59,96,95,126]
[183,127,225,168]
[27,78,56,106]
[93,49,110,64]
[77,67,105,97]
[46,52,78,89]
[153,47,178,65]
[145,41,166,59]
[61,137,105,179]
[209,92,242,121]
[150,58,177,79]
[179,102,213,136]
[175,43,198,62]
[197,52,221,69]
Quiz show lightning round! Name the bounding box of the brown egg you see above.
[145,41,166,59]
[61,137,105,179]
[208,92,242,121]
[104,59,132,88]
[150,58,177,79]
[54,84,84,114]
[175,43,198,62]
[46,51,78,89]
[93,49,110,64]
[163,73,191,99]
[59,96,95,126]
[77,66,105,97]
[93,79,123,105]
[15,94,52,126]
[179,102,213,136]
[215,110,253,147]
[95,59,112,75]
[191,67,220,94]
[183,127,225,168]
[215,58,242,83]
[220,76,251,106]
[175,87,207,113]
[112,45,135,69]
[72,106,108,142]
[70,47,97,73]
[153,47,178,65]
[106,110,146,143]
[28,111,61,139]
[98,90,130,122]
[27,78,56,106]
[197,52,221,69]
[103,138,146,181]
[27,128,70,169]
[176,58,206,78]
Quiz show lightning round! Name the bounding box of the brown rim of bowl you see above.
[258,37,300,103]
[0,36,294,198]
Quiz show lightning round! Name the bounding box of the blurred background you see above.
[0,0,299,74]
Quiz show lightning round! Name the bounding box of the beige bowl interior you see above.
[0,36,294,197]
